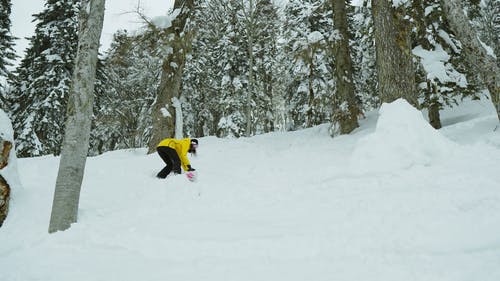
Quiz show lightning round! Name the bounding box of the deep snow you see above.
[1,98,500,281]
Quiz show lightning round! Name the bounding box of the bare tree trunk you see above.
[306,56,315,128]
[423,81,442,129]
[148,0,195,153]
[48,0,105,233]
[245,0,255,137]
[428,101,442,129]
[372,0,418,107]
[246,28,254,137]
[440,0,500,122]
[331,0,359,136]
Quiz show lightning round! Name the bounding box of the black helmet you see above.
[189,138,198,153]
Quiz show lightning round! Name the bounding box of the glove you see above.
[186,171,196,182]
[187,165,195,172]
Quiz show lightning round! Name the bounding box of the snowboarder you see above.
[156,138,198,179]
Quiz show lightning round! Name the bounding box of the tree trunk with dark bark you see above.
[330,0,360,136]
[372,0,418,107]
[148,0,195,153]
[428,102,442,129]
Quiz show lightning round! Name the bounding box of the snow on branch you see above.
[152,8,181,29]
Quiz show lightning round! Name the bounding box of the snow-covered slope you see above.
[1,98,499,281]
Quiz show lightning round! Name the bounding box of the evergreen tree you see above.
[411,0,479,129]
[90,29,162,154]
[439,0,500,123]
[271,17,292,133]
[216,0,250,137]
[351,0,378,110]
[0,0,16,94]
[475,0,499,64]
[252,0,281,134]
[283,0,335,130]
[8,0,80,157]
[184,0,281,137]
[183,0,233,137]
[184,0,232,137]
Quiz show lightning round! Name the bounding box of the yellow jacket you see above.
[157,138,193,171]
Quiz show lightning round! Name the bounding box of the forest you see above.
[0,0,498,158]
[0,0,499,256]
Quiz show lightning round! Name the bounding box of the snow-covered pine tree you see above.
[270,25,291,133]
[351,0,379,110]
[232,0,280,136]
[439,0,500,123]
[90,29,162,155]
[184,0,249,138]
[411,0,479,129]
[0,0,16,98]
[242,0,257,137]
[215,0,249,137]
[182,1,217,136]
[183,0,282,138]
[473,0,499,66]
[182,0,226,137]
[283,0,335,130]
[252,0,281,134]
[7,0,80,157]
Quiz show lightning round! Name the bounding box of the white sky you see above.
[10,0,174,66]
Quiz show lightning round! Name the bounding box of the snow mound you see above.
[0,109,14,142]
[351,99,456,173]
[0,109,21,194]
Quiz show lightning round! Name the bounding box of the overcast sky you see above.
[10,0,174,67]
[9,0,359,68]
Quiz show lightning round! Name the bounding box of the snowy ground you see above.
[1,98,500,281]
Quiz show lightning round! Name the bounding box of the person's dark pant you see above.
[156,146,181,178]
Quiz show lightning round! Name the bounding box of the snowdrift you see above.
[1,98,500,281]
[351,99,457,173]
